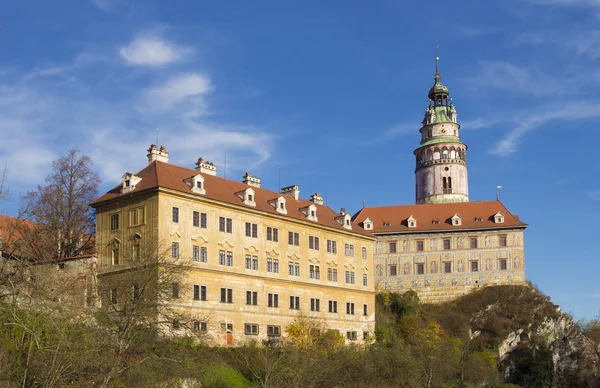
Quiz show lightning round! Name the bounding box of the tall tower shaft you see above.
[414,58,469,204]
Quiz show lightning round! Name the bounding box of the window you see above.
[363,331,369,341]
[193,245,200,262]
[309,265,320,279]
[110,213,119,231]
[345,243,355,257]
[172,320,180,330]
[266,258,279,273]
[246,255,258,271]
[267,325,281,337]
[172,282,179,299]
[246,291,258,305]
[417,240,424,251]
[345,271,355,284]
[193,285,207,301]
[475,217,482,222]
[346,302,355,315]
[133,238,140,261]
[470,237,478,249]
[111,288,118,304]
[363,273,368,286]
[327,240,337,254]
[172,207,179,223]
[193,211,200,227]
[200,247,207,263]
[309,236,320,250]
[310,298,320,311]
[362,247,367,259]
[219,250,225,266]
[267,227,279,242]
[389,265,397,276]
[219,217,232,233]
[471,261,479,272]
[199,212,207,228]
[129,207,144,226]
[363,304,368,316]
[289,296,300,310]
[389,242,397,253]
[346,331,358,341]
[131,284,139,301]
[288,261,300,276]
[444,262,451,273]
[288,231,299,246]
[245,323,259,335]
[499,235,507,247]
[220,288,233,303]
[245,222,258,238]
[417,263,425,275]
[194,321,208,332]
[327,268,338,282]
[112,247,120,265]
[171,242,179,259]
[443,239,451,250]
[268,293,279,308]
[329,300,338,313]
[499,259,507,270]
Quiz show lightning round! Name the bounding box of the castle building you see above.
[90,146,376,345]
[352,58,528,303]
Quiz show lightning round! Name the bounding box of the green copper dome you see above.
[428,79,449,100]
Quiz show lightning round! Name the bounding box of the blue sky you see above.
[0,0,598,320]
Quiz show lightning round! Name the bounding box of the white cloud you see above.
[145,73,212,108]
[119,32,192,67]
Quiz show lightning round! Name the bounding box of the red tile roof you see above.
[352,201,526,234]
[91,161,373,238]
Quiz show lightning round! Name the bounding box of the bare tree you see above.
[22,149,100,262]
[0,163,8,202]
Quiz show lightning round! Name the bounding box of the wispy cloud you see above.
[91,0,125,12]
[119,31,193,67]
[527,0,600,7]
[490,101,600,155]
[460,117,500,130]
[463,61,564,97]
[587,190,600,201]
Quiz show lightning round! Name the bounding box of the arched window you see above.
[442,149,448,159]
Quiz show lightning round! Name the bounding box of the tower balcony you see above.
[415,158,466,170]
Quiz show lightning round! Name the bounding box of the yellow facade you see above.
[373,229,525,303]
[94,182,375,346]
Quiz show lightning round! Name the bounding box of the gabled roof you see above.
[91,161,373,238]
[352,201,526,234]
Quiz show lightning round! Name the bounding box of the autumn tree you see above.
[22,148,100,262]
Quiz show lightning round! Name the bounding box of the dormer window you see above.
[300,204,318,222]
[363,217,373,230]
[268,196,287,214]
[407,215,417,228]
[186,174,205,195]
[432,219,440,225]
[475,217,482,222]
[334,212,352,230]
[236,188,256,207]
[494,212,505,224]
[121,173,142,194]
[451,213,462,226]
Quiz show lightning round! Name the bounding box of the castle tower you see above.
[414,57,469,204]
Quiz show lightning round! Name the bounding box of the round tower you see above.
[414,57,469,204]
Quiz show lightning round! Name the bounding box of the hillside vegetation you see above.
[0,285,598,387]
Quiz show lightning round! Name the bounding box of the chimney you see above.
[242,172,261,188]
[147,144,169,164]
[340,208,346,215]
[195,157,217,176]
[281,185,300,200]
[310,192,324,205]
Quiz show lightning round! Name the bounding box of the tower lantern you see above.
[414,57,469,204]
